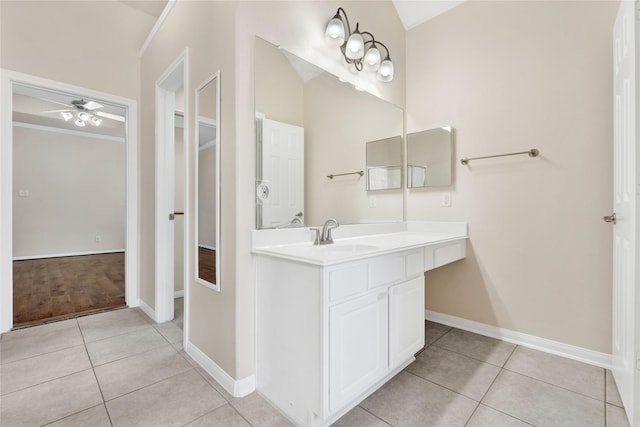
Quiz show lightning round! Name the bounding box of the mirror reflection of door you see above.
[12,84,127,327]
[174,112,185,322]
[258,117,304,228]
[196,74,220,290]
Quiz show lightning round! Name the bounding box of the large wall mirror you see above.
[366,136,402,191]
[407,126,453,188]
[254,37,404,229]
[195,72,220,292]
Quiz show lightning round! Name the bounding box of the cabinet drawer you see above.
[405,250,425,279]
[329,264,367,302]
[367,254,405,289]
[425,241,466,271]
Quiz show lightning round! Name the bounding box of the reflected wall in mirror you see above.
[254,37,404,229]
[366,136,402,191]
[195,72,220,291]
[407,126,453,188]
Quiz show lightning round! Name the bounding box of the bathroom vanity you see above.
[252,221,467,427]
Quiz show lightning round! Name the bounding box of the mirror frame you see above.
[195,71,221,292]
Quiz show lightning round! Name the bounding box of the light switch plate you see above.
[441,192,452,207]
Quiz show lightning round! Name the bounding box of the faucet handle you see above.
[310,228,321,245]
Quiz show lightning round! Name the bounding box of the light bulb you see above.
[325,14,345,46]
[60,111,73,121]
[363,45,381,71]
[75,118,86,127]
[77,111,90,121]
[345,31,364,59]
[90,116,103,126]
[377,58,394,82]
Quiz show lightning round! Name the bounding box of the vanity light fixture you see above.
[325,7,394,82]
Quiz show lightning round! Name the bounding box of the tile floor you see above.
[0,306,631,427]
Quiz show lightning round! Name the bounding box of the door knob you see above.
[603,213,616,224]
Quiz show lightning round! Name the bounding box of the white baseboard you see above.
[425,310,612,369]
[186,341,255,397]
[13,249,125,261]
[174,290,184,298]
[138,299,157,323]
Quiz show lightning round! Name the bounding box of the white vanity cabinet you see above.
[256,248,426,427]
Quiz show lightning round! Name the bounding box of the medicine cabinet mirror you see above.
[254,37,404,228]
[407,126,453,188]
[366,136,402,191]
[195,72,220,292]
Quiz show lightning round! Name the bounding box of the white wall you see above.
[406,0,618,353]
[12,126,125,258]
[175,125,185,293]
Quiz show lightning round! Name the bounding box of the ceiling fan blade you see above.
[42,109,73,113]
[95,111,125,122]
[45,99,74,108]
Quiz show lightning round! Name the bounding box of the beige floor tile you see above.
[1,344,90,395]
[0,319,82,363]
[44,404,111,427]
[86,325,167,366]
[230,392,295,426]
[466,404,532,426]
[107,369,226,427]
[505,346,604,400]
[406,346,501,400]
[606,369,624,407]
[0,369,102,427]
[153,321,183,345]
[78,308,151,343]
[434,328,516,367]
[482,370,604,427]
[360,371,477,426]
[182,352,233,401]
[95,344,192,400]
[332,406,392,427]
[425,321,451,346]
[607,404,631,427]
[184,404,251,427]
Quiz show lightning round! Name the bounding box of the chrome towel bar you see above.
[461,149,539,165]
[327,170,364,179]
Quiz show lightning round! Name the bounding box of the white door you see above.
[329,290,388,412]
[611,1,639,425]
[389,276,425,369]
[260,118,304,228]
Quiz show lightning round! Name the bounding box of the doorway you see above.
[154,51,188,332]
[0,70,139,333]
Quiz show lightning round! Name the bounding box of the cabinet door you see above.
[389,276,425,369]
[329,291,388,412]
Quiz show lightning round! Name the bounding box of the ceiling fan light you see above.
[363,45,381,71]
[90,116,103,126]
[325,14,345,46]
[60,111,73,121]
[77,111,90,121]
[377,58,394,82]
[75,118,86,127]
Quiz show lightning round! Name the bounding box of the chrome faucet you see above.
[320,218,339,245]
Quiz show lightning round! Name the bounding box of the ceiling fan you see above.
[43,98,125,127]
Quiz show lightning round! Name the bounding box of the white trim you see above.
[0,69,139,333]
[425,310,612,369]
[12,121,125,143]
[198,244,216,251]
[13,249,125,261]
[174,290,184,298]
[138,299,156,322]
[186,341,256,397]
[139,0,177,57]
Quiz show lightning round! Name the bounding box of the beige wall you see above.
[12,126,125,258]
[198,145,216,249]
[139,0,238,376]
[406,1,618,353]
[0,1,154,99]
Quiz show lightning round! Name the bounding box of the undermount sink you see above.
[317,243,379,253]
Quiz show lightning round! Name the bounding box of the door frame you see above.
[0,69,139,333]
[155,50,188,326]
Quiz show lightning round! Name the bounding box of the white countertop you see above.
[252,221,468,266]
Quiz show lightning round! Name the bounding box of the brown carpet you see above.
[198,247,216,284]
[12,252,125,327]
